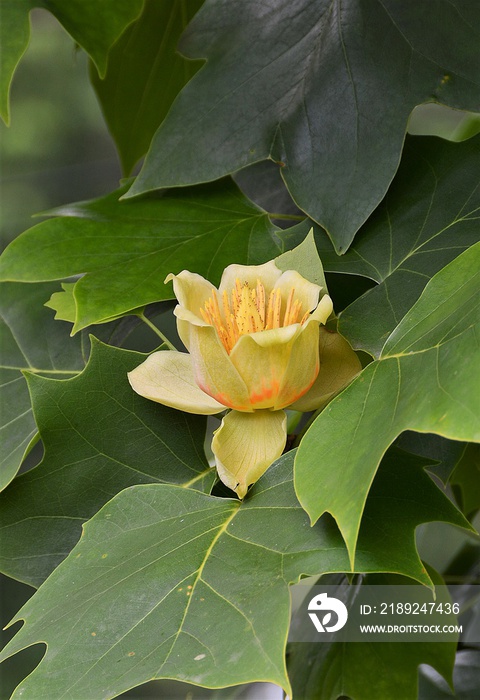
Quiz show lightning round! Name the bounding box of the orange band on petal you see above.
[249,378,280,406]
[196,381,251,412]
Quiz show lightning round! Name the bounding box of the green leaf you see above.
[125,0,480,253]
[44,283,148,327]
[288,572,456,700]
[0,282,84,491]
[397,432,467,483]
[275,228,328,295]
[91,0,204,175]
[419,649,480,700]
[450,443,480,516]
[44,282,77,323]
[233,160,304,222]
[0,339,214,587]
[122,679,259,699]
[0,280,151,493]
[418,649,480,700]
[338,447,471,587]
[339,136,480,357]
[295,243,480,567]
[0,179,282,333]
[408,103,480,142]
[0,446,469,698]
[282,135,480,357]
[0,0,143,124]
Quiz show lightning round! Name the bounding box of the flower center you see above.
[200,279,309,353]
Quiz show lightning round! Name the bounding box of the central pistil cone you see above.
[200,279,309,353]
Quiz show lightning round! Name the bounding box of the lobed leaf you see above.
[91,0,204,175]
[295,243,480,566]
[0,446,470,697]
[126,0,480,253]
[0,282,84,491]
[396,432,468,483]
[0,339,214,587]
[283,135,480,357]
[0,179,282,332]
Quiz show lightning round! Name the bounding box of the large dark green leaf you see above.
[0,282,84,491]
[0,0,143,124]
[126,0,480,253]
[0,179,282,332]
[288,573,456,700]
[295,243,480,567]
[91,0,204,175]
[0,447,469,698]
[0,339,214,587]
[282,135,480,357]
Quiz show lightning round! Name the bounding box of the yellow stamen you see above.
[211,290,222,326]
[222,289,230,318]
[201,278,309,353]
[265,290,275,330]
[300,310,310,324]
[284,287,295,326]
[272,289,281,329]
[256,280,265,324]
[200,308,211,324]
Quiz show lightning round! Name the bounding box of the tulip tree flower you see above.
[128,260,361,497]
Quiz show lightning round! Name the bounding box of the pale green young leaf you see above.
[44,282,76,323]
[275,228,328,295]
[408,104,480,142]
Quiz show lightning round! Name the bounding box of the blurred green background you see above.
[0,9,120,251]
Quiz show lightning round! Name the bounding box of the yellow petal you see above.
[274,320,321,409]
[165,270,215,317]
[173,303,210,351]
[290,328,362,412]
[212,409,287,498]
[188,324,253,411]
[219,260,282,296]
[127,351,225,414]
[166,271,215,350]
[229,325,301,409]
[309,293,333,324]
[273,269,321,317]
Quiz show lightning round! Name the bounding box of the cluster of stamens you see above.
[200,279,310,353]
